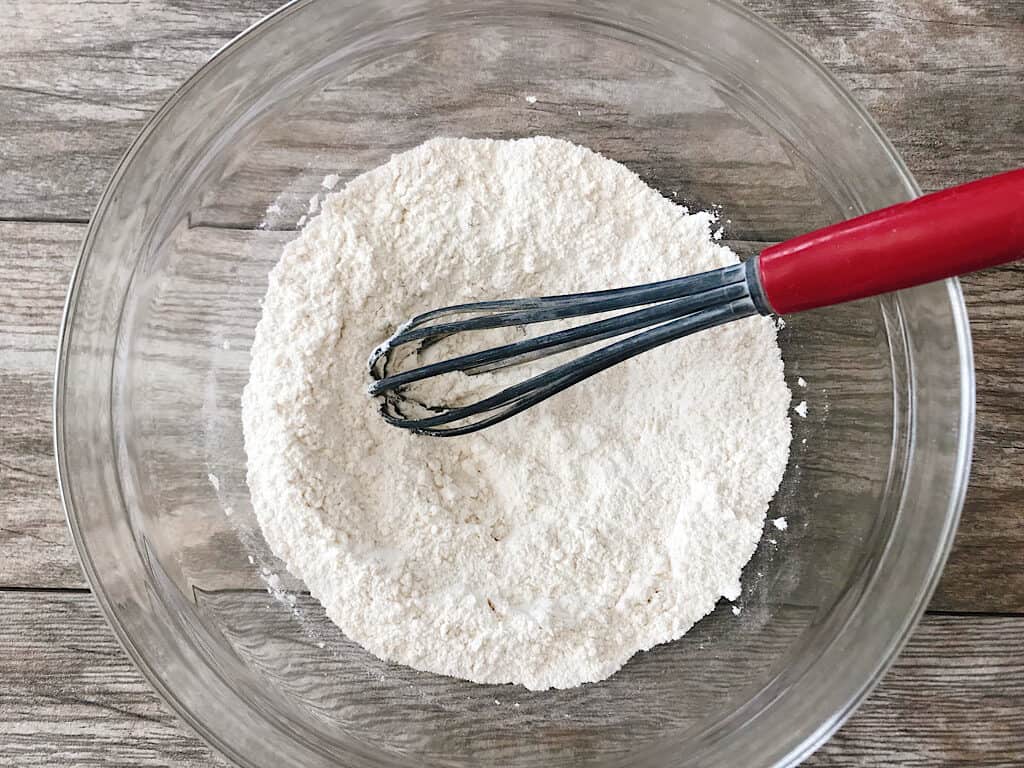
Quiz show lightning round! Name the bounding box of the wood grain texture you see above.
[0,223,82,588]
[747,0,1024,193]
[0,0,1021,221]
[0,591,231,768]
[0,0,281,221]
[933,263,1024,612]
[1,591,1022,767]
[808,611,1024,767]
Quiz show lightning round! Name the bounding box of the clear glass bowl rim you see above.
[53,1,975,766]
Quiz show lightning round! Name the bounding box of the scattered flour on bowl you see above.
[242,136,791,690]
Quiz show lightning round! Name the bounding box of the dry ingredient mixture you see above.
[242,137,791,690]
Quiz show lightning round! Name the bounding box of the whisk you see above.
[369,169,1024,436]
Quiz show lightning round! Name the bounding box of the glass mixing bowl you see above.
[55,1,973,766]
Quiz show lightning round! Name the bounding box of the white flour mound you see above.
[242,137,791,690]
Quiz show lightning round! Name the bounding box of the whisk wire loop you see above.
[369,261,761,436]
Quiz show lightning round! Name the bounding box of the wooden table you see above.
[2,1,1022,765]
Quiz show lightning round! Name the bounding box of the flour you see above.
[242,137,791,690]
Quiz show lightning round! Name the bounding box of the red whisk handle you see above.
[756,168,1024,315]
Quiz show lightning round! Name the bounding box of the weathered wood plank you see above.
[1,591,1021,767]
[0,591,231,768]
[0,1,1021,222]
[808,611,1024,767]
[932,263,1024,612]
[748,0,1024,192]
[0,0,281,221]
[0,222,82,588]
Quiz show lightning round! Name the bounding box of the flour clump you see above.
[242,136,791,690]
